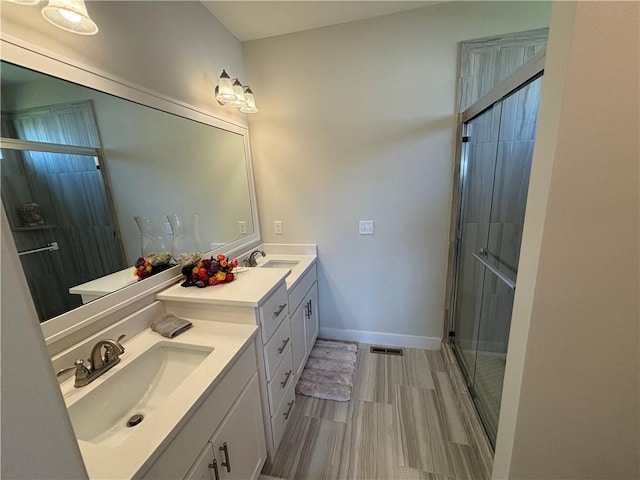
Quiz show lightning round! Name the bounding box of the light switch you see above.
[238,221,247,234]
[359,220,375,235]
[274,220,283,235]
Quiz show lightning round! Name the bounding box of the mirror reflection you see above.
[1,61,255,323]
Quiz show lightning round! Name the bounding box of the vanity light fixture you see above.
[215,70,258,113]
[41,0,98,35]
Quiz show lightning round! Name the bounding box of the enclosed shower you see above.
[449,39,545,446]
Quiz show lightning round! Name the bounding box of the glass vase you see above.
[134,215,172,266]
[168,214,203,266]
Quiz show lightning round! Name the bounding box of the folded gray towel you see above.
[151,314,193,338]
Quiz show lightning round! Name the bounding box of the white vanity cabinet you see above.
[157,269,299,462]
[254,283,297,459]
[288,264,319,380]
[185,375,265,480]
[142,342,266,480]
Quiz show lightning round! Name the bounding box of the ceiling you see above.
[201,1,440,42]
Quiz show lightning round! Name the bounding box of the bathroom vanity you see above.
[157,245,318,460]
[52,246,318,478]
[55,302,264,479]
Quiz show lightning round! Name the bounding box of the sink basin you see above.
[259,260,299,270]
[67,342,212,447]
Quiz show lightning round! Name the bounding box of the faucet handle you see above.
[56,359,90,380]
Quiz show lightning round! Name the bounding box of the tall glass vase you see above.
[134,215,172,266]
[168,214,202,266]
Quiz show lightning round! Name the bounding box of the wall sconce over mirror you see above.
[7,0,99,35]
[215,70,259,114]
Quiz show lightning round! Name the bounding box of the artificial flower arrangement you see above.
[180,254,238,288]
[134,252,173,280]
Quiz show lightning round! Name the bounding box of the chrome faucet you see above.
[57,334,126,388]
[244,249,265,267]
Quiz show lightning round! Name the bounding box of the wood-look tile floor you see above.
[262,345,493,480]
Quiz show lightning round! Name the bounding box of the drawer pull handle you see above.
[274,303,287,317]
[304,302,309,319]
[277,337,290,354]
[283,399,295,420]
[219,442,231,473]
[280,369,293,388]
[208,458,220,480]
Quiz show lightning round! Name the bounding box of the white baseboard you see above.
[319,327,442,351]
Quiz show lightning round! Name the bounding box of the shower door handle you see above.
[472,250,517,290]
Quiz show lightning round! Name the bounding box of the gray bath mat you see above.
[295,339,358,402]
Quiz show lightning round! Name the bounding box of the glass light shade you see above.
[240,87,259,114]
[216,69,236,103]
[41,0,98,35]
[228,79,247,108]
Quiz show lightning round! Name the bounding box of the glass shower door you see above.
[451,75,543,446]
[451,103,502,386]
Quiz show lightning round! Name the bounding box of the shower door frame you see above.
[448,50,546,446]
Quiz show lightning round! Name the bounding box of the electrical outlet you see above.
[238,221,247,234]
[274,220,283,235]
[359,220,375,235]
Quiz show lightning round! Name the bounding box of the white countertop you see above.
[156,267,290,307]
[69,268,137,298]
[59,320,258,479]
[156,253,316,305]
[254,253,316,291]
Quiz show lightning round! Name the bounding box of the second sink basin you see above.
[67,342,213,447]
[259,260,299,270]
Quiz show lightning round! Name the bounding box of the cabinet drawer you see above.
[267,348,294,415]
[263,318,291,381]
[270,379,296,453]
[288,263,317,314]
[259,283,289,343]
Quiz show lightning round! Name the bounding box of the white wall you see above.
[243,1,551,348]
[494,1,640,478]
[0,2,246,476]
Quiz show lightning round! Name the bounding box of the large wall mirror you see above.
[1,38,261,348]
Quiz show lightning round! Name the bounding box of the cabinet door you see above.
[209,375,266,480]
[184,444,216,480]
[290,302,307,380]
[304,282,319,353]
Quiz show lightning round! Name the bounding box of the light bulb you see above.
[60,9,82,23]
